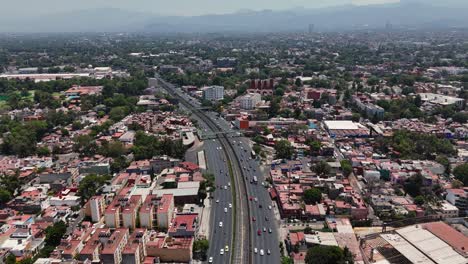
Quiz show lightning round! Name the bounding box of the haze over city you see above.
[0,1,467,264]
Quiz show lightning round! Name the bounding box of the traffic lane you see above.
[210,142,232,262]
[238,146,279,264]
[205,141,233,262]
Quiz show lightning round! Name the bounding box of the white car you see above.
[216,199,220,203]
[224,208,227,213]
[220,249,224,255]
[219,222,223,227]
[228,182,231,187]
[254,248,258,254]
[267,249,271,255]
[260,249,264,256]
[224,185,227,190]
[229,203,232,208]
[268,205,272,210]
[209,257,213,263]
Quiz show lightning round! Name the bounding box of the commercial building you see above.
[323,120,370,138]
[419,93,465,109]
[202,85,224,101]
[361,222,467,264]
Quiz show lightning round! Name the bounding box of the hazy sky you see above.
[1,0,401,17]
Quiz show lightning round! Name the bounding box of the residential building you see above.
[202,85,224,101]
[90,195,106,223]
[446,188,468,216]
[238,93,261,110]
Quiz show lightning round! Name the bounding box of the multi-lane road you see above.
[158,76,279,264]
[208,113,281,264]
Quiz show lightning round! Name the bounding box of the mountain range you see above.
[0,1,467,33]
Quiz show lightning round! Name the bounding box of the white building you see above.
[419,93,465,109]
[238,93,261,110]
[202,85,224,101]
[436,201,459,218]
[90,196,106,223]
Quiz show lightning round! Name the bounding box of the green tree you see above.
[340,160,353,177]
[303,188,322,205]
[193,239,209,260]
[45,221,67,246]
[452,112,468,124]
[351,113,361,122]
[453,164,468,186]
[78,174,110,203]
[404,173,424,197]
[100,140,126,158]
[414,195,425,206]
[5,254,16,264]
[295,78,302,87]
[37,146,51,157]
[281,256,294,264]
[109,106,129,122]
[0,189,12,204]
[73,135,98,157]
[305,245,354,264]
[275,140,294,159]
[313,161,331,176]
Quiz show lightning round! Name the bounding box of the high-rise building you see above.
[90,195,106,222]
[202,85,224,101]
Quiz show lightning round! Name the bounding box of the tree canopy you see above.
[303,188,322,205]
[305,245,354,264]
[275,140,294,159]
[453,164,468,186]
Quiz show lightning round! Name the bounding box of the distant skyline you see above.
[1,0,401,18]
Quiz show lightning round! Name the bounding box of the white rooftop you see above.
[323,120,361,130]
[381,233,435,264]
[396,225,467,264]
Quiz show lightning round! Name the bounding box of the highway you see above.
[207,112,281,264]
[157,76,251,264]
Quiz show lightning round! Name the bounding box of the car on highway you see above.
[263,227,266,232]
[223,185,227,190]
[252,217,256,222]
[260,249,264,256]
[254,248,258,254]
[257,229,261,236]
[220,249,224,255]
[229,203,232,208]
[228,182,230,186]
[267,249,271,255]
[224,208,227,213]
[216,199,219,203]
[249,196,253,201]
[254,197,258,202]
[268,228,272,233]
[209,257,213,263]
[265,216,269,221]
[259,204,262,208]
[219,222,223,227]
[225,245,229,252]
[268,205,272,210]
